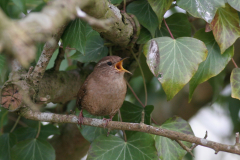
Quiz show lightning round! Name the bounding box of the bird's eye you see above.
[107,61,112,66]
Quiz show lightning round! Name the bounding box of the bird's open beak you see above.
[115,58,132,74]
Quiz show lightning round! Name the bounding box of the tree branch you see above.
[20,107,240,155]
[53,47,65,71]
[0,0,94,67]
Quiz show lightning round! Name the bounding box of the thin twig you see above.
[232,58,238,68]
[53,47,65,71]
[126,82,145,108]
[59,46,76,50]
[10,116,21,133]
[118,110,127,142]
[236,132,239,144]
[123,0,126,12]
[20,107,240,155]
[36,121,41,138]
[191,131,208,150]
[175,139,194,157]
[140,111,144,123]
[130,48,148,106]
[151,117,158,125]
[8,116,28,127]
[163,18,174,39]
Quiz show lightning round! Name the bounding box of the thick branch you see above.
[0,0,133,67]
[20,107,240,155]
[0,0,93,67]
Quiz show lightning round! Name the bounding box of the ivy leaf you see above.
[87,132,158,160]
[189,29,234,101]
[155,13,191,38]
[70,34,108,63]
[0,108,8,128]
[138,13,191,44]
[228,97,240,132]
[210,3,240,54]
[137,27,152,44]
[176,0,225,23]
[0,133,17,160]
[227,0,240,12]
[62,19,87,53]
[127,0,158,37]
[110,0,123,5]
[0,54,8,85]
[11,138,55,160]
[0,0,10,15]
[152,116,194,160]
[12,0,27,14]
[208,70,226,102]
[78,110,116,143]
[35,43,44,62]
[13,124,60,141]
[143,37,208,100]
[231,68,240,100]
[148,0,174,27]
[120,101,154,125]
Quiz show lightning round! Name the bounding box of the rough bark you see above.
[20,107,240,155]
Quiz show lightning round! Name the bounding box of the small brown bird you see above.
[76,56,131,127]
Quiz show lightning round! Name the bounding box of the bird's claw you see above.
[103,117,112,128]
[78,110,84,128]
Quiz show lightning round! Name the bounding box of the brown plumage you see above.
[76,56,131,126]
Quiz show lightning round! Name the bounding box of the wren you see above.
[76,56,131,127]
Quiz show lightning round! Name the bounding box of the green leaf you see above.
[210,3,240,54]
[189,29,234,101]
[87,132,158,160]
[148,0,173,27]
[0,133,17,160]
[0,107,8,129]
[143,37,208,100]
[137,13,191,44]
[70,34,108,63]
[11,138,55,160]
[208,70,226,102]
[39,124,60,139]
[155,13,192,39]
[228,97,240,132]
[78,110,115,143]
[0,54,8,85]
[35,43,44,62]
[121,101,154,125]
[137,27,152,44]
[62,19,87,53]
[12,0,27,14]
[231,68,240,100]
[31,2,46,12]
[127,0,158,37]
[13,124,60,141]
[110,0,123,5]
[153,116,194,160]
[227,0,240,12]
[176,0,225,23]
[0,0,10,14]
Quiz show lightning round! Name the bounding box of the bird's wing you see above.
[76,81,87,110]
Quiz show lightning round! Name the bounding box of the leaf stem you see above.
[118,110,127,142]
[10,116,21,133]
[163,18,174,39]
[130,48,148,106]
[232,58,238,68]
[123,0,126,12]
[36,121,41,138]
[126,82,145,108]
